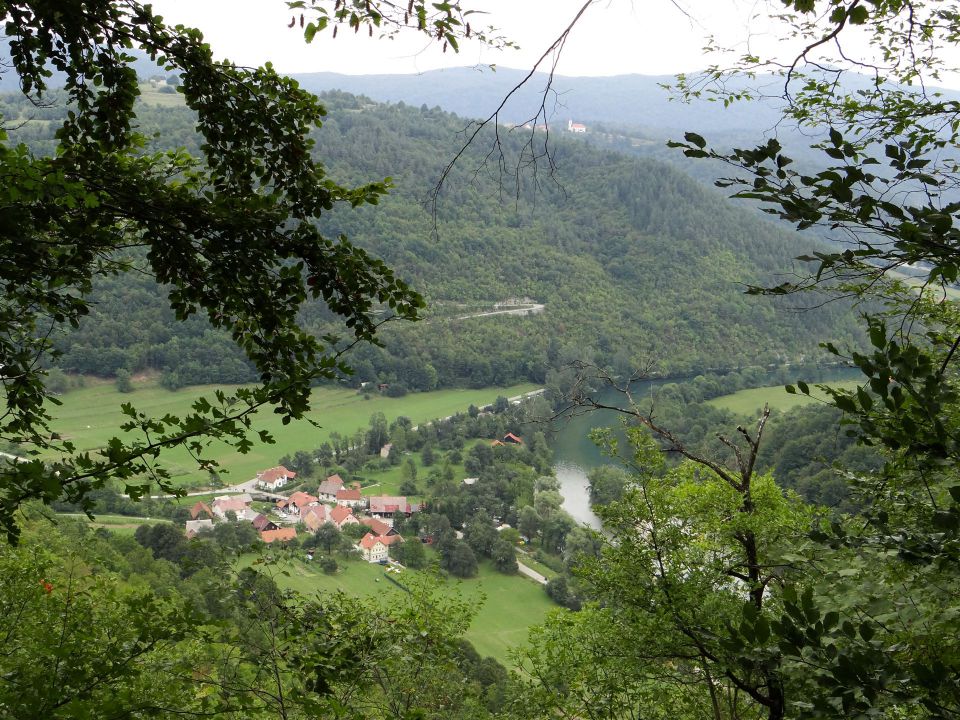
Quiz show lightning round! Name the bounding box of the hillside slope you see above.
[2,88,861,389]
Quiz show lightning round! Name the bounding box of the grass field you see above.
[237,553,558,663]
[707,380,862,416]
[54,513,171,535]
[43,379,538,488]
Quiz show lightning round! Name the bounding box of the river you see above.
[549,367,862,529]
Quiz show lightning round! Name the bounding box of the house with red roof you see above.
[300,504,330,532]
[260,527,297,544]
[355,532,404,563]
[256,465,296,491]
[317,474,344,501]
[360,516,399,536]
[277,491,319,516]
[335,487,365,508]
[212,496,251,520]
[251,513,279,532]
[189,501,213,520]
[567,119,587,133]
[368,495,420,518]
[329,505,359,530]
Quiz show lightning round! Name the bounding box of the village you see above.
[182,431,528,566]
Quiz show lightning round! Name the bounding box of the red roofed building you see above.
[329,505,359,529]
[256,465,296,491]
[317,474,344,501]
[503,432,524,445]
[212,496,251,520]
[281,491,318,515]
[300,504,330,532]
[251,513,279,532]
[335,487,365,508]
[360,516,395,536]
[368,496,420,518]
[260,527,297,544]
[189,501,213,520]
[355,532,404,563]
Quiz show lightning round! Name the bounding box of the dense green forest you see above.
[1,89,861,391]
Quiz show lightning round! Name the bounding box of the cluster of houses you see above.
[182,466,423,564]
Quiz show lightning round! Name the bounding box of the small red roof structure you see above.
[358,532,385,550]
[212,497,250,517]
[317,474,344,497]
[330,505,357,526]
[503,433,523,445]
[300,505,330,532]
[368,496,419,516]
[288,491,319,508]
[360,517,393,536]
[251,513,278,532]
[190,501,213,520]
[336,487,363,503]
[257,465,297,483]
[260,528,297,543]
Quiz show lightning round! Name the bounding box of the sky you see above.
[149,0,960,89]
[147,1,806,77]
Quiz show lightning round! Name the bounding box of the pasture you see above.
[706,380,862,416]
[237,553,558,663]
[43,379,538,488]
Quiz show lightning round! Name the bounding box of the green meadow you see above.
[706,380,862,416]
[54,513,171,536]
[237,552,558,663]
[43,378,538,488]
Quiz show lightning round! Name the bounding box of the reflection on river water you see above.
[554,462,602,529]
[549,368,862,530]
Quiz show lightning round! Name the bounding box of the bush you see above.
[319,556,338,574]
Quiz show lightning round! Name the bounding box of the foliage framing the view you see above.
[0,0,476,541]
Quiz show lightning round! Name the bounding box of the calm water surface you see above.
[549,368,861,529]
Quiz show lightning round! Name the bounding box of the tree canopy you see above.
[0,0,509,540]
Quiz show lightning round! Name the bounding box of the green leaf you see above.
[848,5,869,24]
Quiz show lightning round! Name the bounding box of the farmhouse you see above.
[212,496,251,520]
[356,532,404,563]
[329,505,359,530]
[335,487,365,508]
[251,513,279,532]
[368,496,420,518]
[300,504,330,532]
[567,119,587,133]
[282,491,319,515]
[256,465,296,491]
[317,474,344,501]
[360,516,397,536]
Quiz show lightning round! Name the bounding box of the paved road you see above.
[147,478,286,501]
[516,560,548,585]
[457,303,545,320]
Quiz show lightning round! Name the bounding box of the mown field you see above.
[54,513,171,536]
[706,380,861,416]
[43,378,539,487]
[237,552,558,663]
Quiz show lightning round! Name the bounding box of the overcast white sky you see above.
[148,1,960,89]
[146,1,800,77]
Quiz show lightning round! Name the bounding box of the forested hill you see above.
[3,88,861,391]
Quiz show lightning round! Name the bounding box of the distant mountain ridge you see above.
[289,66,789,135]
